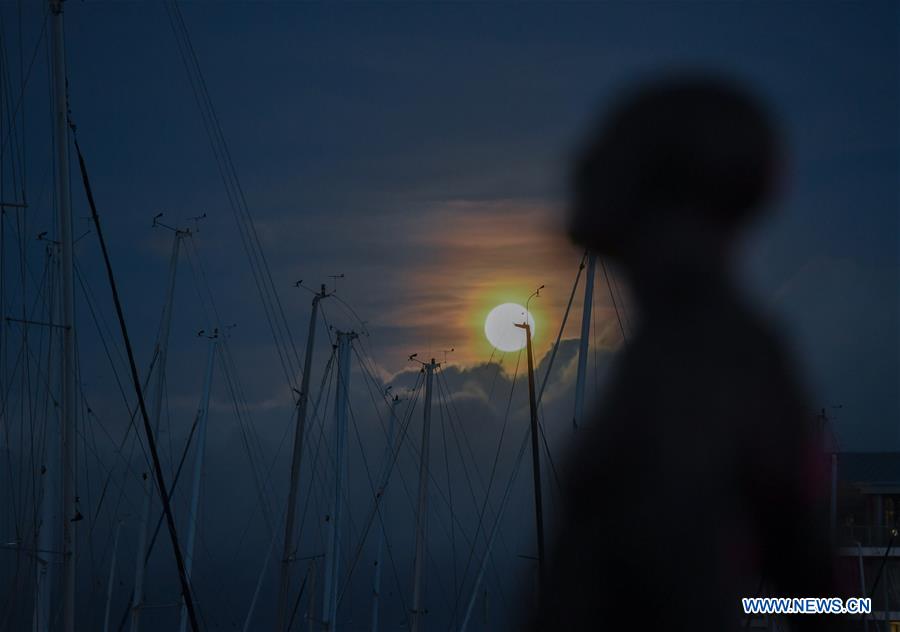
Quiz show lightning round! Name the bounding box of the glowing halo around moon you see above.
[484,303,535,352]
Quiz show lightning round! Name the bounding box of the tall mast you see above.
[516,321,545,593]
[178,331,218,632]
[131,231,182,632]
[49,1,77,630]
[462,287,567,632]
[276,284,330,632]
[370,394,400,632]
[410,359,437,632]
[573,253,596,430]
[321,331,355,631]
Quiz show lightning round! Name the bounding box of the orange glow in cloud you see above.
[377,199,626,368]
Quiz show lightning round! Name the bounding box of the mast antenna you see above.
[189,212,207,232]
[152,212,191,235]
[328,273,345,292]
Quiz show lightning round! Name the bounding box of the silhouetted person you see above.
[533,76,838,630]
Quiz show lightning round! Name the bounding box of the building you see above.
[837,452,900,630]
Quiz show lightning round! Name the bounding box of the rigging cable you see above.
[162,1,302,393]
[448,348,521,628]
[69,122,201,632]
[336,363,426,629]
[183,236,280,528]
[599,257,628,344]
[0,254,52,627]
[433,371,512,620]
[341,349,457,619]
[243,348,338,631]
[0,5,46,163]
[456,252,587,632]
[348,349,482,574]
[181,233,319,628]
[437,378,459,613]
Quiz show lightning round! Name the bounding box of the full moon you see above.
[484,303,535,352]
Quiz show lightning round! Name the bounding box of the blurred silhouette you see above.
[533,76,839,630]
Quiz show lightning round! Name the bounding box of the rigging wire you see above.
[70,121,202,632]
[0,249,50,535]
[600,257,628,344]
[0,5,47,166]
[0,240,57,629]
[336,361,426,629]
[182,233,322,627]
[533,251,589,500]
[0,6,55,627]
[433,370,512,618]
[162,0,302,394]
[349,348,488,571]
[341,349,465,621]
[351,327,520,622]
[73,260,153,470]
[448,348,521,627]
[435,368,517,626]
[455,253,588,630]
[289,342,338,559]
[436,379,459,614]
[183,236,279,525]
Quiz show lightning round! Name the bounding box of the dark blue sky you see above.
[53,1,896,447]
[2,2,898,629]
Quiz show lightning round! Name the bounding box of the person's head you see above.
[569,74,782,261]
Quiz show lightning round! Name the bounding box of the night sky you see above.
[1,1,897,630]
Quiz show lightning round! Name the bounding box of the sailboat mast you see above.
[276,284,329,632]
[521,324,546,593]
[178,331,218,632]
[370,395,400,632]
[573,253,596,430]
[131,231,182,632]
[322,331,355,631]
[410,358,437,632]
[49,1,77,630]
